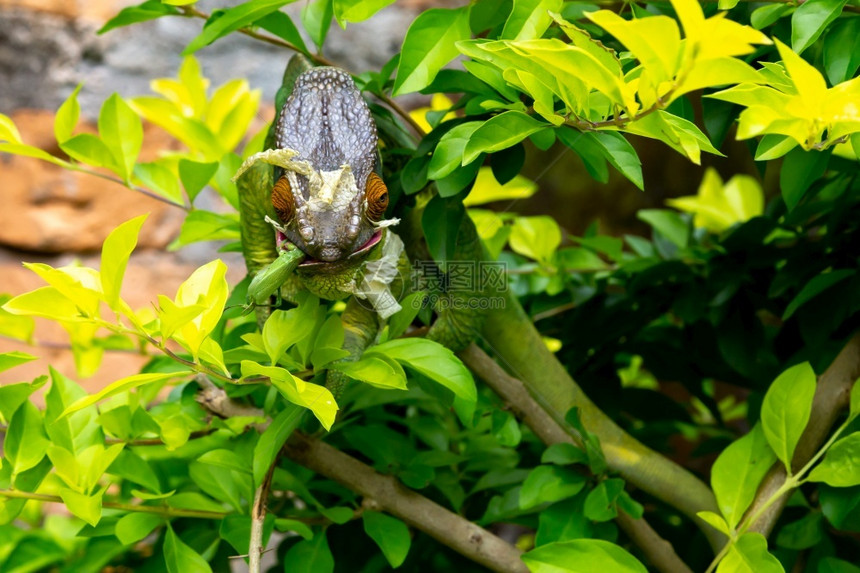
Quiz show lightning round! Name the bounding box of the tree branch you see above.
[282,432,529,573]
[459,344,695,573]
[478,291,724,551]
[249,460,277,573]
[747,332,860,537]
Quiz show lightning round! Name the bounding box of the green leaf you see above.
[541,443,589,466]
[463,167,537,206]
[522,539,647,573]
[428,122,482,179]
[45,367,100,455]
[362,512,411,568]
[711,423,777,530]
[134,161,185,205]
[184,0,292,54]
[59,488,103,527]
[99,93,143,181]
[366,338,477,403]
[261,299,319,366]
[170,210,240,250]
[174,259,229,357]
[301,0,334,50]
[164,526,213,573]
[717,532,784,573]
[178,158,217,203]
[783,269,854,320]
[241,362,338,430]
[115,513,163,545]
[422,192,465,266]
[463,111,548,164]
[284,532,334,573]
[501,0,563,40]
[55,84,82,143]
[333,0,396,25]
[819,558,860,573]
[637,210,689,248]
[257,11,308,53]
[586,131,643,190]
[99,0,179,34]
[509,215,561,262]
[60,134,117,169]
[520,465,587,509]
[719,0,740,9]
[823,18,860,85]
[851,379,860,418]
[761,362,817,472]
[791,0,847,55]
[775,511,823,549]
[100,215,147,310]
[751,4,792,29]
[0,351,36,373]
[393,7,472,96]
[61,371,192,418]
[253,405,303,487]
[0,113,22,143]
[697,511,732,537]
[0,294,35,343]
[330,355,408,390]
[780,148,830,211]
[807,432,860,487]
[583,478,624,522]
[5,402,49,477]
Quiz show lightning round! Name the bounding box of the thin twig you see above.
[66,164,189,210]
[0,489,227,519]
[458,344,697,573]
[283,432,529,573]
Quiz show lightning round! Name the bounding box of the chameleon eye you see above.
[272,175,294,223]
[366,172,388,221]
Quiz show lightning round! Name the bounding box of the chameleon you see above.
[234,55,486,395]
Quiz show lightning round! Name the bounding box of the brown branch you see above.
[194,374,266,421]
[283,432,529,573]
[249,461,277,573]
[747,332,860,537]
[459,344,695,573]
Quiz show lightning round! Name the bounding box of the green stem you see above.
[481,291,724,551]
[0,489,227,520]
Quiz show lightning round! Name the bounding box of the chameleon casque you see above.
[235,55,486,395]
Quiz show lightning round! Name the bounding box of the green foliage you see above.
[2,0,860,570]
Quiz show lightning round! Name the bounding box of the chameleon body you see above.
[237,56,486,394]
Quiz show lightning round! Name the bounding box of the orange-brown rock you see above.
[0,110,185,253]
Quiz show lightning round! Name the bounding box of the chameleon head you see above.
[271,67,389,264]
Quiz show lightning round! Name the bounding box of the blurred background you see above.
[0,0,765,390]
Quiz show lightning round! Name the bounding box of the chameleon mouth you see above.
[278,229,383,268]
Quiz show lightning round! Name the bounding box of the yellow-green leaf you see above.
[175,260,229,357]
[509,215,561,262]
[464,167,537,206]
[101,215,147,310]
[61,371,192,418]
[501,0,563,41]
[55,84,83,144]
[240,361,338,430]
[393,7,472,96]
[99,93,143,181]
[0,113,23,143]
